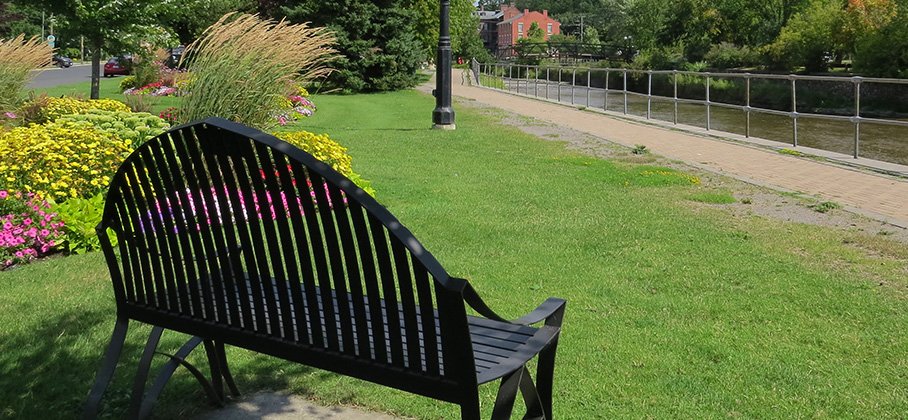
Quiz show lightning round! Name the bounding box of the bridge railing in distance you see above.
[476,62,908,165]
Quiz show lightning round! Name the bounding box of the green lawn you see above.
[34,76,179,114]
[2,87,907,418]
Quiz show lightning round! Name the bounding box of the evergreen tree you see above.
[280,0,424,92]
[410,0,489,63]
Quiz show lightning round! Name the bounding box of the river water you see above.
[500,79,908,166]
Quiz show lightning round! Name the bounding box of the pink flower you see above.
[0,191,7,199]
[3,112,15,119]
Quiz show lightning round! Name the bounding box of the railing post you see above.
[586,68,591,107]
[546,67,550,99]
[646,70,652,120]
[605,70,610,111]
[705,72,711,130]
[745,74,751,138]
[623,69,628,115]
[854,77,862,158]
[526,65,531,95]
[791,75,798,147]
[534,66,539,97]
[673,70,678,124]
[508,64,513,92]
[571,68,576,105]
[557,67,562,102]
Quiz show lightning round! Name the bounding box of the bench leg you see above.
[535,335,560,420]
[82,316,129,420]
[203,340,241,400]
[459,395,481,420]
[202,340,225,401]
[518,367,545,420]
[129,328,223,419]
[491,368,524,420]
[215,340,241,397]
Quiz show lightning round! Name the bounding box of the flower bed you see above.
[124,81,179,97]
[0,191,64,268]
[0,87,373,268]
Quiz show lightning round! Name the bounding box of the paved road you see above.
[27,64,95,89]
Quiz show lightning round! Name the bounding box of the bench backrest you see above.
[97,118,474,387]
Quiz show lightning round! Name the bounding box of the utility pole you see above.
[579,15,584,43]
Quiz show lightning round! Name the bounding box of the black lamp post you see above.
[432,0,455,129]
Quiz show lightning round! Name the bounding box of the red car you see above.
[103,56,132,77]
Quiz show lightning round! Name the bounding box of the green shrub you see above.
[274,130,375,196]
[51,193,115,254]
[632,44,687,70]
[20,96,131,124]
[809,201,840,213]
[55,109,169,148]
[119,76,138,92]
[0,121,131,200]
[704,43,761,69]
[132,57,160,88]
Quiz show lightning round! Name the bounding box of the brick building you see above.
[477,3,560,56]
[497,4,560,51]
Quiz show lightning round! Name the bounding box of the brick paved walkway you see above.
[430,74,908,227]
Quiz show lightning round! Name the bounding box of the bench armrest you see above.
[458,278,566,328]
[511,297,566,327]
[460,279,509,323]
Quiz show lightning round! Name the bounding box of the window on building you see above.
[547,23,553,34]
[518,22,523,35]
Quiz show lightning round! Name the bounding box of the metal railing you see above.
[478,63,908,160]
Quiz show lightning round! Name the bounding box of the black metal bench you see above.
[83,118,566,419]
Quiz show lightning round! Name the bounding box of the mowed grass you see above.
[33,76,179,114]
[1,88,907,418]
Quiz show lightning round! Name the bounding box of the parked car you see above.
[103,55,133,77]
[52,55,72,68]
[165,45,185,69]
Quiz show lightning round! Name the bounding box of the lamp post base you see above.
[432,123,456,130]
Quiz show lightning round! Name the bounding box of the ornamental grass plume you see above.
[178,13,336,129]
[0,35,52,112]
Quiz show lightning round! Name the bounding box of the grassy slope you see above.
[0,88,905,418]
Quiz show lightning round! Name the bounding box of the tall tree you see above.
[409,0,486,62]
[764,0,845,71]
[280,0,424,92]
[160,0,255,45]
[21,0,165,98]
[0,2,41,39]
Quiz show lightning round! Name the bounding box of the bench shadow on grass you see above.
[0,307,336,419]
